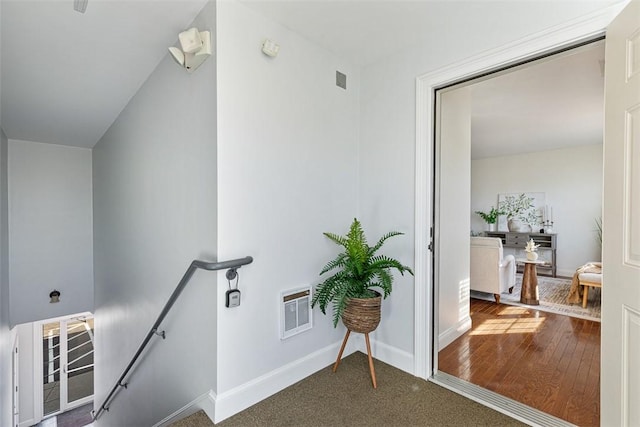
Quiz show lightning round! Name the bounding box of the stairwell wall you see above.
[8,140,93,326]
[0,3,12,417]
[92,2,217,425]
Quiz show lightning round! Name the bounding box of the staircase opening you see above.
[14,312,94,426]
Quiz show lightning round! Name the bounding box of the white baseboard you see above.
[19,418,35,427]
[213,337,359,423]
[364,335,415,375]
[438,316,472,350]
[556,269,575,278]
[153,389,216,427]
[213,332,415,423]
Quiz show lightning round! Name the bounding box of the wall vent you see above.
[336,71,347,89]
[280,286,312,339]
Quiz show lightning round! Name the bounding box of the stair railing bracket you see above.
[92,256,253,422]
[226,268,238,281]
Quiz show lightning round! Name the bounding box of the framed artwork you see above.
[497,192,546,231]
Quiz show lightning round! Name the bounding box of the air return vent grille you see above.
[336,71,347,89]
[280,287,312,339]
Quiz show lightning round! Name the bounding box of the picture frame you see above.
[497,192,546,231]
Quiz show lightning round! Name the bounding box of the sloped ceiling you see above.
[0,0,622,150]
[0,0,208,148]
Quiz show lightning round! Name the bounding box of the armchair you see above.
[470,237,516,303]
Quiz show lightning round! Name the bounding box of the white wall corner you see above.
[153,389,216,427]
[438,316,472,350]
[213,338,358,423]
[365,336,415,375]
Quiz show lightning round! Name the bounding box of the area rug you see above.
[471,274,601,322]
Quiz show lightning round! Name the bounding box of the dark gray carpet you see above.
[209,352,525,427]
[33,402,93,427]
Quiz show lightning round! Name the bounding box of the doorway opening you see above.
[41,315,95,418]
[433,39,603,426]
[13,312,94,426]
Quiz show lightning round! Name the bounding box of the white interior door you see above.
[602,0,640,425]
[41,316,94,418]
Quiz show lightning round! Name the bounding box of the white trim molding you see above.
[368,335,415,375]
[212,335,412,423]
[213,339,358,423]
[414,2,625,380]
[438,317,472,351]
[153,389,216,427]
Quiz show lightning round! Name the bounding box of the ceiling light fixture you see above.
[73,0,88,13]
[168,27,212,73]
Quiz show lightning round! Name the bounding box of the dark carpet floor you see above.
[34,402,93,427]
[206,352,525,426]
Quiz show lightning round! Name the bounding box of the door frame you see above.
[12,330,19,427]
[412,0,626,382]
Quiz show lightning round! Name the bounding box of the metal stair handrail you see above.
[92,256,254,421]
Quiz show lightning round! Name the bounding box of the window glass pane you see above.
[67,318,94,403]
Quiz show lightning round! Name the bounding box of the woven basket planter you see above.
[342,292,382,334]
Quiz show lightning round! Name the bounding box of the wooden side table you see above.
[517,259,545,305]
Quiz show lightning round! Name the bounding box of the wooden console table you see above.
[485,231,557,277]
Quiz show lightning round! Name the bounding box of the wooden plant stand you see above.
[333,329,377,388]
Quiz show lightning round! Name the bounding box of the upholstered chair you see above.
[470,237,516,303]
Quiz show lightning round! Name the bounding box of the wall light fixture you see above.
[49,290,61,303]
[168,27,212,72]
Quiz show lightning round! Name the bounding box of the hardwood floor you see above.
[438,298,601,427]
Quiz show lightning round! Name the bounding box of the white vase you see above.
[487,223,497,232]
[526,251,539,261]
[508,218,531,233]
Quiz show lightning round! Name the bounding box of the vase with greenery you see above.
[311,218,414,328]
[498,193,537,232]
[475,206,504,231]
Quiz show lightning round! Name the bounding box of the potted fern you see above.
[311,218,413,331]
[311,218,413,388]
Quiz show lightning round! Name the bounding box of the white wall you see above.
[215,0,359,418]
[8,140,93,326]
[437,88,472,349]
[358,2,617,363]
[1,4,14,421]
[16,323,35,427]
[1,8,11,419]
[92,3,218,425]
[358,12,538,360]
[471,144,603,276]
[0,127,12,427]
